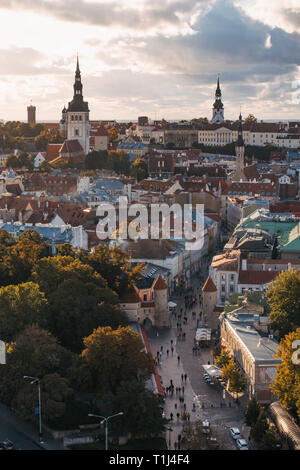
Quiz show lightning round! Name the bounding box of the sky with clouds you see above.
[0,0,300,122]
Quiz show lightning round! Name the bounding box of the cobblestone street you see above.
[147,272,250,450]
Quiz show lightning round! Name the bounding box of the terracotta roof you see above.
[60,139,84,155]
[152,275,168,290]
[247,258,300,265]
[47,143,62,162]
[120,288,141,304]
[125,239,177,260]
[202,277,217,292]
[238,270,280,285]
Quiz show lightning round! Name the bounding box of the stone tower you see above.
[212,77,224,124]
[202,276,218,330]
[153,275,171,328]
[65,56,90,154]
[232,113,246,181]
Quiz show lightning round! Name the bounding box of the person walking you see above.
[166,349,169,357]
[170,412,173,421]
[171,346,174,356]
[184,373,187,383]
[177,355,180,364]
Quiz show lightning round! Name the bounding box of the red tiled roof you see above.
[202,277,217,292]
[238,270,280,285]
[120,288,141,304]
[47,143,62,162]
[152,275,168,290]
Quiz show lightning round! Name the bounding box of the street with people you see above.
[147,263,249,450]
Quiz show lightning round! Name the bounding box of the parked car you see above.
[0,440,15,450]
[207,437,219,449]
[202,420,210,434]
[236,438,248,450]
[229,427,242,440]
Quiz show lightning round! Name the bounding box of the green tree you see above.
[266,269,300,337]
[245,396,261,427]
[0,325,74,408]
[13,373,73,425]
[47,279,126,352]
[108,380,168,438]
[85,150,108,170]
[250,409,268,442]
[81,326,154,394]
[0,282,48,341]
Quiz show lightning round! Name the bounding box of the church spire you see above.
[73,56,83,100]
[236,113,244,147]
[216,76,221,98]
[212,75,224,123]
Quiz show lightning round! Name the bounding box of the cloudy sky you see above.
[0,0,300,122]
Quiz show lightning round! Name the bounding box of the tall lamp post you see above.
[88,412,123,450]
[24,376,43,444]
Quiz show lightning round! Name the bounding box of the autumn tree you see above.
[271,328,300,419]
[130,158,148,181]
[81,326,154,394]
[266,269,300,337]
[86,244,143,296]
[222,359,247,399]
[32,256,107,294]
[34,128,64,152]
[215,349,232,369]
[108,127,119,143]
[244,114,257,124]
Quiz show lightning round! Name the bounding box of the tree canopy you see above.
[271,328,300,419]
[81,326,154,394]
[266,269,300,337]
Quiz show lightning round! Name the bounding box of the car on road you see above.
[229,427,242,440]
[236,438,248,450]
[0,440,15,450]
[207,437,219,449]
[202,420,210,434]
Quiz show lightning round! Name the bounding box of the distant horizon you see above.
[1,118,300,125]
[0,1,299,121]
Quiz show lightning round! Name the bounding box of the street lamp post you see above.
[88,412,123,450]
[24,376,43,444]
